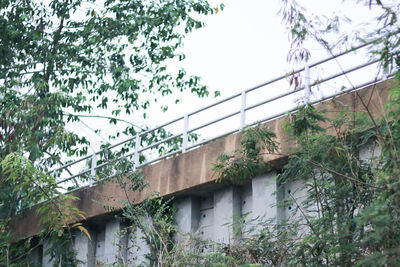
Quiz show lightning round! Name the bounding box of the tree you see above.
[104,1,400,265]
[103,1,400,266]
[208,1,400,266]
[279,0,399,70]
[0,0,222,264]
[3,0,400,265]
[0,0,221,165]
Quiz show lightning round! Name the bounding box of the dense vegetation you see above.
[0,0,399,266]
[119,76,400,266]
[105,75,400,267]
[122,1,400,266]
[0,0,221,265]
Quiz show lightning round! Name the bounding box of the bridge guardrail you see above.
[49,40,388,193]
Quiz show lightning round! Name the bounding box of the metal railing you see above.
[50,41,386,193]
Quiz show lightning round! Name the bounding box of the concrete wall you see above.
[42,239,53,267]
[27,243,42,267]
[19,80,391,265]
[12,80,392,240]
[33,171,290,266]
[32,136,383,266]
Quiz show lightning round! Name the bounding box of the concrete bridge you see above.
[13,78,392,266]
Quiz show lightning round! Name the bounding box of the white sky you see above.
[72,0,383,150]
[181,0,379,101]
[54,0,391,184]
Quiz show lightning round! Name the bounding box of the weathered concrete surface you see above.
[27,243,42,266]
[103,220,121,264]
[74,229,95,267]
[240,183,253,237]
[198,194,214,240]
[128,221,151,266]
[42,239,54,267]
[11,79,394,239]
[213,186,241,243]
[175,196,200,242]
[252,172,277,229]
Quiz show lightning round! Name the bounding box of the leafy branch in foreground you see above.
[0,0,222,168]
[213,126,278,184]
[210,74,400,266]
[0,153,90,266]
[0,1,221,263]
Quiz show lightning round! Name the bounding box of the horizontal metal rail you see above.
[138,133,182,153]
[56,168,91,185]
[188,110,241,133]
[187,127,241,151]
[249,76,385,129]
[138,148,183,167]
[309,59,380,87]
[245,59,380,112]
[49,40,385,192]
[188,92,242,116]
[245,87,303,112]
[242,41,373,95]
[37,76,390,200]
[49,154,92,175]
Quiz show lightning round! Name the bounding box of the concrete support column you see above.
[42,239,54,267]
[240,184,253,237]
[286,179,308,217]
[74,229,95,267]
[198,194,214,240]
[103,219,121,265]
[276,179,287,224]
[360,141,381,163]
[28,245,42,266]
[252,171,277,231]
[175,196,200,242]
[213,186,241,243]
[128,226,151,266]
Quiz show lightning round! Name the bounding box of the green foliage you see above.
[42,231,78,267]
[3,1,400,266]
[121,196,177,265]
[283,105,327,137]
[213,126,278,184]
[210,74,400,266]
[96,1,400,266]
[0,0,220,264]
[206,0,400,263]
[0,153,86,265]
[0,0,221,166]
[97,155,177,266]
[102,79,400,266]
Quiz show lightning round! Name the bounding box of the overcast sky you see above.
[72,0,383,151]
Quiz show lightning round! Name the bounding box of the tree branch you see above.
[308,160,385,190]
[63,112,145,131]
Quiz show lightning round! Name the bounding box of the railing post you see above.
[240,91,247,131]
[90,153,97,186]
[182,114,189,153]
[134,134,141,170]
[304,64,310,105]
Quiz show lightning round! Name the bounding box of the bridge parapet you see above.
[46,41,385,195]
[13,79,391,240]
[10,43,396,265]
